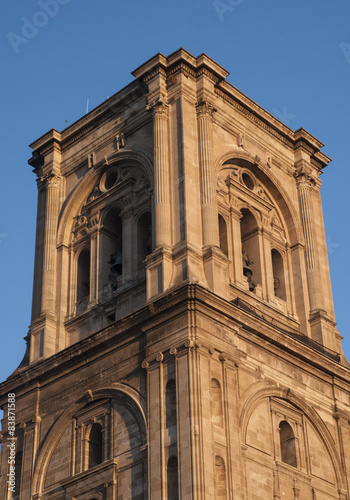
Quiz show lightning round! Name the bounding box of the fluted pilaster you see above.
[196,99,219,248]
[40,172,60,314]
[294,166,320,312]
[148,99,171,248]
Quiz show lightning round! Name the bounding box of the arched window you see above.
[215,456,227,499]
[211,378,224,427]
[166,379,177,429]
[77,247,90,303]
[271,249,286,300]
[279,420,297,467]
[88,423,103,468]
[137,211,152,268]
[167,456,179,499]
[240,209,261,291]
[218,214,228,257]
[100,208,123,291]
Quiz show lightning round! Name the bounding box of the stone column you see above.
[196,99,219,248]
[294,166,320,312]
[30,172,60,361]
[148,100,171,249]
[120,202,133,284]
[19,415,41,500]
[89,214,100,305]
[294,165,338,348]
[333,408,350,496]
[40,171,60,314]
[142,353,164,498]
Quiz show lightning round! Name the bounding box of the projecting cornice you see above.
[215,82,332,169]
[132,47,229,84]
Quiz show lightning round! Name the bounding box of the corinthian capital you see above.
[146,97,168,117]
[36,171,61,191]
[42,171,61,189]
[294,165,317,187]
[196,98,217,118]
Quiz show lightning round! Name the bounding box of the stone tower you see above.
[1,48,350,499]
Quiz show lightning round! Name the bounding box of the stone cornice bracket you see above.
[195,98,217,118]
[146,97,169,117]
[84,389,94,402]
[141,360,149,370]
[254,155,261,166]
[333,405,350,424]
[115,133,125,151]
[219,350,239,367]
[237,132,244,148]
[142,351,164,370]
[91,155,110,172]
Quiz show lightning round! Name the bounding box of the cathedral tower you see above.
[1,48,349,499]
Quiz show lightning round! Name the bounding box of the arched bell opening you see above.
[77,247,91,304]
[240,209,261,292]
[279,420,297,468]
[88,422,103,469]
[100,207,123,292]
[218,214,228,257]
[271,248,286,301]
[137,211,152,270]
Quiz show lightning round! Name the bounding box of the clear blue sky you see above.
[1,0,349,382]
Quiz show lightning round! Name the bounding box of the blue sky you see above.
[0,0,350,382]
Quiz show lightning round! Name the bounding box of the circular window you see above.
[100,168,120,192]
[242,172,254,190]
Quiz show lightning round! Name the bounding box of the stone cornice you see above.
[28,82,146,165]
[215,83,331,170]
[1,283,348,407]
[132,48,229,85]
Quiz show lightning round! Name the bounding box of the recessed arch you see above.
[215,150,303,244]
[31,385,147,497]
[57,148,153,247]
[239,384,345,491]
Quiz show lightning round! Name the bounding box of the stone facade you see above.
[0,48,350,499]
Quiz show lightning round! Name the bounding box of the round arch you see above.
[214,149,303,244]
[57,148,153,247]
[239,383,346,491]
[31,384,147,497]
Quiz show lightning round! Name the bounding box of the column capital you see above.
[147,97,168,117]
[195,98,217,118]
[37,170,61,191]
[294,164,317,187]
